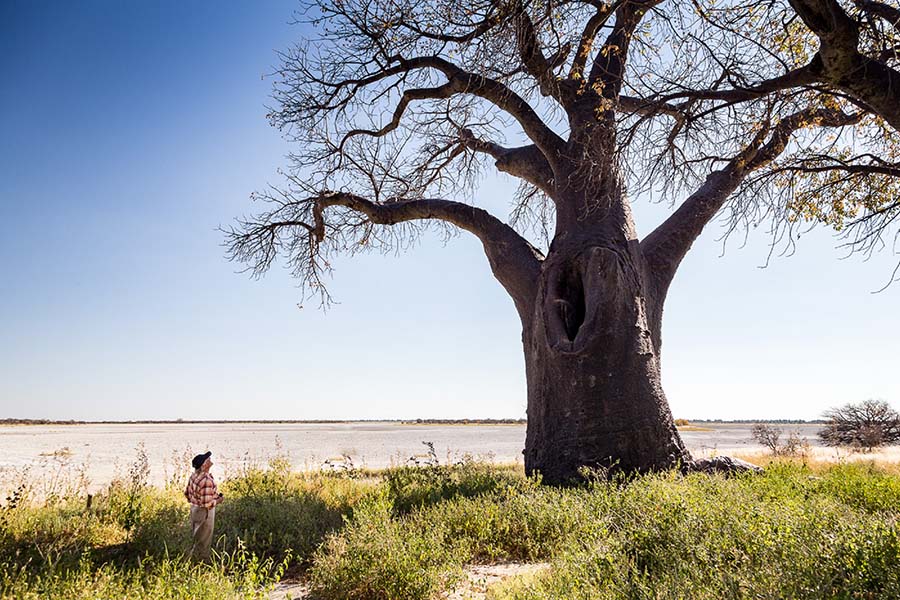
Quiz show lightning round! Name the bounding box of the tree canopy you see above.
[227,0,900,300]
[820,399,900,448]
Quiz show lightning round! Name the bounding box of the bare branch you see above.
[227,191,544,318]
[459,129,555,194]
[855,0,900,34]
[394,5,507,43]
[339,81,460,152]
[513,2,567,100]
[589,0,662,100]
[617,95,684,117]
[788,0,900,131]
[569,0,624,80]
[641,106,862,291]
[386,55,566,160]
[659,64,820,106]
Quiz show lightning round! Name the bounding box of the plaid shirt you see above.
[184,470,219,508]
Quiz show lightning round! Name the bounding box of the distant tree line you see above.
[0,418,528,426]
[689,419,827,424]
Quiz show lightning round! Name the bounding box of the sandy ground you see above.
[268,580,311,600]
[267,562,550,600]
[444,562,550,600]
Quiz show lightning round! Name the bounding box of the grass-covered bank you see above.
[2,454,899,599]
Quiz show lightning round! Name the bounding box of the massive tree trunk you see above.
[522,171,690,483]
[523,241,689,483]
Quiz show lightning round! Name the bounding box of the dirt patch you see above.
[444,562,550,600]
[268,562,549,600]
[269,580,311,600]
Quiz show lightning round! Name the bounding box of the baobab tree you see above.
[227,0,900,483]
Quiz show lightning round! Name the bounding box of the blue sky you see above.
[1,1,897,421]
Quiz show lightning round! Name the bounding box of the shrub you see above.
[752,423,808,456]
[489,465,900,600]
[309,491,466,600]
[383,458,524,515]
[819,399,900,449]
[310,474,611,599]
[425,484,601,562]
[212,452,372,563]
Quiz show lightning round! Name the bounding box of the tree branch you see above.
[659,64,820,105]
[569,0,624,80]
[589,0,661,100]
[236,192,544,319]
[283,51,566,165]
[640,107,862,291]
[459,129,555,194]
[617,94,684,116]
[513,2,566,100]
[788,0,900,131]
[339,81,460,152]
[394,6,506,43]
[855,0,900,33]
[772,162,900,177]
[385,55,566,162]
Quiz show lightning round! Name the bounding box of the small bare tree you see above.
[819,399,900,450]
[752,423,782,454]
[752,423,808,456]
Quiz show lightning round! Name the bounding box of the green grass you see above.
[306,461,900,600]
[487,465,900,599]
[0,550,290,599]
[0,451,363,599]
[2,450,900,599]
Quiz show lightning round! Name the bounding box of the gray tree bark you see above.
[521,215,689,483]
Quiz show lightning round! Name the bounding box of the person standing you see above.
[184,451,223,560]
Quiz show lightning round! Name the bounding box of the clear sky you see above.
[1,1,897,422]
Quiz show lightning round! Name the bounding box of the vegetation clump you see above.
[751,423,809,457]
[2,449,900,599]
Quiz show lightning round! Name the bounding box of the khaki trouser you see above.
[190,505,215,560]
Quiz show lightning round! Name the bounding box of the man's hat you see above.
[192,451,212,469]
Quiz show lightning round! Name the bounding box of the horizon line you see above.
[0,418,828,425]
